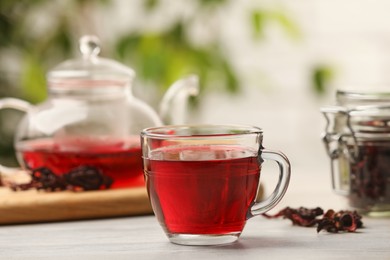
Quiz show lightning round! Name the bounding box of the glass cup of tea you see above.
[141,125,291,246]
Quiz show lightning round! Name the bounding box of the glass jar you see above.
[322,90,390,216]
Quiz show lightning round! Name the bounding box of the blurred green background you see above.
[0,0,332,165]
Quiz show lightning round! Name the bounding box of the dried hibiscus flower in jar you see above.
[322,102,390,215]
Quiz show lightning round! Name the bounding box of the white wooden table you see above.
[0,214,389,259]
[1,166,390,259]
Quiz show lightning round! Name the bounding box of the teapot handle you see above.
[0,98,32,113]
[159,75,199,125]
[0,98,33,180]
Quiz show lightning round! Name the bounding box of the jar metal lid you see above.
[322,90,390,165]
[350,105,390,136]
[322,104,390,141]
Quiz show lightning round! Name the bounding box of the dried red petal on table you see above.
[263,207,324,227]
[263,206,363,233]
[317,210,363,233]
[10,166,113,192]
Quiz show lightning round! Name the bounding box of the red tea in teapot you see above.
[16,137,144,190]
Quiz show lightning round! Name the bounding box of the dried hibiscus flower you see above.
[64,166,112,191]
[10,166,113,192]
[317,209,363,233]
[262,207,324,227]
[263,206,363,233]
[10,167,66,191]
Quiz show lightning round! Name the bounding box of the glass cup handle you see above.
[249,149,291,217]
[0,98,32,176]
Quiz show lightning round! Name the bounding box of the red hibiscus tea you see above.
[144,145,261,235]
[16,138,144,189]
[142,125,291,246]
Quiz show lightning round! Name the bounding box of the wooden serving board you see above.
[0,187,153,225]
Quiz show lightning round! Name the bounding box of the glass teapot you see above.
[0,35,199,191]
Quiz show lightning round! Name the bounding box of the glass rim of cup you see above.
[141,124,263,139]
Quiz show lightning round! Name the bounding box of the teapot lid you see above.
[47,35,135,87]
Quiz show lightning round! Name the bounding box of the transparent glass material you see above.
[322,90,390,216]
[0,35,198,190]
[141,125,291,245]
[337,90,390,107]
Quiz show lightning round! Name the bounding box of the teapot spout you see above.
[159,75,199,125]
